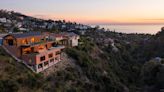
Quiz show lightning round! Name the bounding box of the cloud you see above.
[142,19,164,21]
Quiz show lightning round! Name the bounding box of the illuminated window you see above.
[23,48,31,54]
[22,40,25,44]
[31,37,35,43]
[38,45,44,50]
[22,39,28,44]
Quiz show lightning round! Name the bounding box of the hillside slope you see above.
[0,29,164,92]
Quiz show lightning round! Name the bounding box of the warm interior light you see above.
[38,45,44,50]
[22,39,28,44]
[31,37,35,43]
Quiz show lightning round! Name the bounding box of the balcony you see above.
[21,39,55,47]
[48,45,65,50]
[23,45,65,57]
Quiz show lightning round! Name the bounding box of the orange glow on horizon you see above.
[26,12,164,25]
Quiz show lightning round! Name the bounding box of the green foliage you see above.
[0,29,164,92]
[0,80,19,92]
[65,37,134,92]
[77,37,95,52]
[0,47,45,91]
[141,60,164,89]
[13,27,20,32]
[0,25,5,33]
[141,61,160,85]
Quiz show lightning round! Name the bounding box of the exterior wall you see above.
[55,37,64,41]
[50,34,64,41]
[68,35,80,47]
[5,45,21,58]
[21,54,36,65]
[21,47,63,73]
[35,48,61,64]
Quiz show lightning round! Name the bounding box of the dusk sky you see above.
[0,0,164,24]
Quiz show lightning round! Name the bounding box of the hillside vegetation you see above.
[0,29,164,92]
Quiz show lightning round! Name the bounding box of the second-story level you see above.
[3,32,44,47]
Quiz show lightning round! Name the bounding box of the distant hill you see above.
[0,9,91,33]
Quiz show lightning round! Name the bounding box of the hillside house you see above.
[3,32,69,72]
[0,18,7,23]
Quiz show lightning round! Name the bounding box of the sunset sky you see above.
[0,0,164,24]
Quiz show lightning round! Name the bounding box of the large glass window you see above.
[31,37,35,43]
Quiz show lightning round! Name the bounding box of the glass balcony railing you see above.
[21,39,56,47]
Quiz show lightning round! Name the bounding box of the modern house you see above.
[3,32,79,73]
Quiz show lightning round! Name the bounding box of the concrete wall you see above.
[21,54,36,65]
[5,45,21,58]
[22,47,62,72]
[22,47,61,64]
[68,36,80,47]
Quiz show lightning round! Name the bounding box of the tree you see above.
[13,27,20,32]
[0,26,5,33]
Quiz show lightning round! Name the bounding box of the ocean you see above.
[96,24,164,34]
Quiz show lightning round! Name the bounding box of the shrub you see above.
[0,80,19,92]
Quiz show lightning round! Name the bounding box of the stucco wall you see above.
[22,47,62,65]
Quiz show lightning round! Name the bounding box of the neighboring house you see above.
[0,18,7,23]
[6,19,12,24]
[19,28,29,32]
[16,22,23,28]
[78,30,86,35]
[47,23,54,29]
[50,32,80,47]
[61,25,66,29]
[3,32,65,73]
[65,32,80,47]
